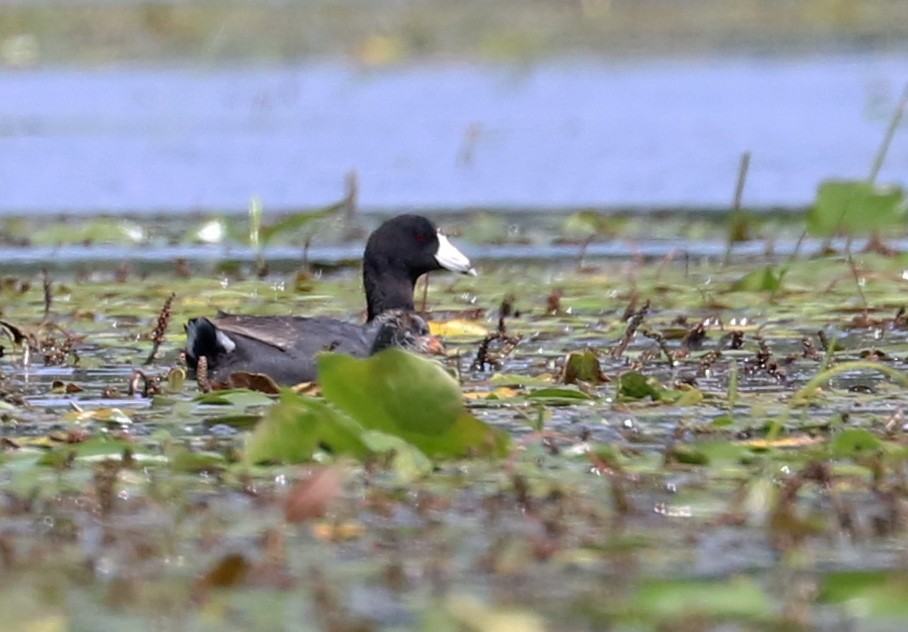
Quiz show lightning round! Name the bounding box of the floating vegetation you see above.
[3,228,908,629]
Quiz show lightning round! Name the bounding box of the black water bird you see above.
[184,214,475,385]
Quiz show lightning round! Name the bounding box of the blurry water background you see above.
[0,0,906,215]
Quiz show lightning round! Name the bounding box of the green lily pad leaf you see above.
[72,438,137,459]
[729,266,785,292]
[561,210,626,239]
[673,385,704,406]
[202,414,263,429]
[697,441,748,465]
[710,415,734,428]
[318,349,510,459]
[259,199,347,245]
[819,570,908,617]
[30,218,146,246]
[489,373,553,388]
[244,390,371,465]
[618,372,663,400]
[831,428,882,458]
[635,576,773,620]
[666,444,709,465]
[526,386,596,403]
[807,179,905,237]
[169,448,225,473]
[361,431,433,483]
[38,437,135,466]
[194,389,275,409]
[561,349,607,384]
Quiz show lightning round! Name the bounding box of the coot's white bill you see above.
[434,232,477,276]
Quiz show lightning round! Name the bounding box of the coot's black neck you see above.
[363,260,422,322]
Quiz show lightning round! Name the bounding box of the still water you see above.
[1,54,906,214]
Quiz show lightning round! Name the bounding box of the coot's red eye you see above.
[414,231,428,243]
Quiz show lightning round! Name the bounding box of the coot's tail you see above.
[184,317,235,369]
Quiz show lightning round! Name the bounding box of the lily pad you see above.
[729,266,785,292]
[244,390,371,465]
[807,179,905,237]
[634,576,773,621]
[561,349,607,384]
[831,428,882,458]
[318,349,510,459]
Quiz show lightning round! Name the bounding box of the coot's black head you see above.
[363,214,475,321]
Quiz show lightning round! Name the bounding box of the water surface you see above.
[1,54,906,214]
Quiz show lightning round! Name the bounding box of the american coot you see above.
[185,214,475,385]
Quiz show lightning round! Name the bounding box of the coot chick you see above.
[184,214,474,385]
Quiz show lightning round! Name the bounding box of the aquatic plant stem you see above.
[144,293,175,365]
[41,268,52,321]
[863,84,907,253]
[868,84,908,184]
[723,151,751,267]
[420,273,430,313]
[790,360,908,406]
[845,249,868,313]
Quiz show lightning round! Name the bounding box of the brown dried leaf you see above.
[284,467,343,524]
[227,371,281,395]
[200,553,249,589]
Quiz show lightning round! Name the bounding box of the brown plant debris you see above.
[641,328,673,366]
[127,370,163,398]
[545,288,563,316]
[284,467,344,523]
[611,299,650,359]
[144,292,175,365]
[470,330,521,371]
[196,355,211,393]
[226,371,281,395]
[742,335,786,382]
[42,268,52,320]
[680,319,708,350]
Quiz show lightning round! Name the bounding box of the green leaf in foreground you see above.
[319,349,510,459]
[819,570,908,617]
[831,428,882,458]
[634,576,773,621]
[244,390,371,465]
[361,431,433,482]
[194,389,275,409]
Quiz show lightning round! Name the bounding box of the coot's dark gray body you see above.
[184,214,475,385]
[186,310,437,385]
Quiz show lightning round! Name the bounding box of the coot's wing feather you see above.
[213,315,373,357]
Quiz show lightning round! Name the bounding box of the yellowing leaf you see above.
[745,436,823,449]
[62,408,132,425]
[464,387,522,400]
[312,521,365,541]
[429,319,489,337]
